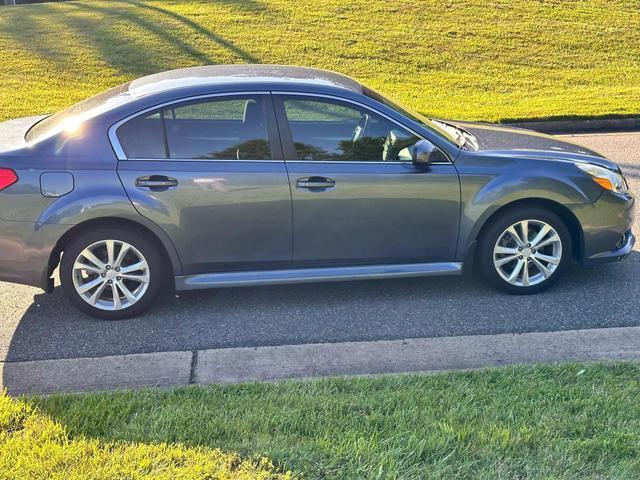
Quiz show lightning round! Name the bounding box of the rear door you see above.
[274,93,460,266]
[115,93,292,275]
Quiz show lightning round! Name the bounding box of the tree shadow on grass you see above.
[0,4,76,63]
[0,0,260,79]
[67,0,259,75]
[120,0,260,63]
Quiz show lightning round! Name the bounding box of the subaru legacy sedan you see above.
[0,65,634,319]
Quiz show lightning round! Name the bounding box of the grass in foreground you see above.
[9,362,640,479]
[0,0,639,123]
[0,394,291,480]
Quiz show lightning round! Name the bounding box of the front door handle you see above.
[297,177,336,189]
[135,175,178,190]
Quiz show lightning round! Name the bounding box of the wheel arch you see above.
[44,216,181,290]
[462,198,584,272]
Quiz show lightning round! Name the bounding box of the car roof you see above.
[127,65,364,96]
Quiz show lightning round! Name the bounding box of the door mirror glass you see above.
[411,139,438,164]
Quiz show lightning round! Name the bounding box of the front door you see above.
[116,93,292,274]
[274,94,460,266]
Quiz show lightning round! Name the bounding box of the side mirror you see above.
[411,139,437,164]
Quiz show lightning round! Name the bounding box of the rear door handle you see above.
[135,175,178,190]
[297,177,335,189]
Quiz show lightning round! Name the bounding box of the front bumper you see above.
[572,189,635,266]
[583,229,635,265]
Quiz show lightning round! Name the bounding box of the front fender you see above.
[455,154,602,260]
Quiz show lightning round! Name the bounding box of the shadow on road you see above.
[3,253,638,368]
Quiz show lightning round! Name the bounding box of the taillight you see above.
[0,168,18,191]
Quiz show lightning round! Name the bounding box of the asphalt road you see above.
[1,132,638,363]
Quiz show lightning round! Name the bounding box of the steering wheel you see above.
[351,113,369,143]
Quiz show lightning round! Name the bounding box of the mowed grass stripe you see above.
[0,0,638,123]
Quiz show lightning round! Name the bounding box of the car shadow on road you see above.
[3,252,639,370]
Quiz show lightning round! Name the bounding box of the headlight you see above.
[576,163,628,195]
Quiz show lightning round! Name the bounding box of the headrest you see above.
[243,100,262,124]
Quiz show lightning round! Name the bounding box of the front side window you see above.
[363,86,461,147]
[281,97,420,162]
[116,95,271,160]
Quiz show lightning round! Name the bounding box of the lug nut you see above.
[107,280,113,284]
[518,247,522,251]
[527,243,531,247]
[101,273,106,278]
[106,265,111,270]
[116,276,121,281]
[115,267,120,272]
[518,255,523,259]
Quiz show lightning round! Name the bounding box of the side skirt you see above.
[175,262,463,291]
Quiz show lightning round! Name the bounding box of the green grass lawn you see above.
[0,0,639,123]
[3,362,638,479]
[0,393,290,480]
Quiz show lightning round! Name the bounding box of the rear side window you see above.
[116,95,271,160]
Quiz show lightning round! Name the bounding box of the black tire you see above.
[478,206,572,294]
[60,227,168,320]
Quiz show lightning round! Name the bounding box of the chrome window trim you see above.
[108,91,272,161]
[108,90,453,165]
[115,158,284,163]
[272,90,454,165]
[285,160,452,166]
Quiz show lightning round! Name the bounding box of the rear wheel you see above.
[61,228,167,319]
[478,207,572,294]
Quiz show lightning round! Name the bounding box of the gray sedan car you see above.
[0,65,634,319]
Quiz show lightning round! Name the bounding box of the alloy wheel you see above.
[71,239,150,311]
[493,219,562,287]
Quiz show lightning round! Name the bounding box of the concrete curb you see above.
[503,117,640,134]
[2,326,640,395]
[1,350,192,395]
[194,326,640,384]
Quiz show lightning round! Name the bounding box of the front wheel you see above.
[61,228,167,319]
[478,207,572,294]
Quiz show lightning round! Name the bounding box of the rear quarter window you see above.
[116,111,165,159]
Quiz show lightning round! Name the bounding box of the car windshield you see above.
[25,82,133,143]
[363,86,462,147]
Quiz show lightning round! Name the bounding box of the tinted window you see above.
[282,97,420,162]
[116,111,165,159]
[363,86,460,147]
[116,95,271,160]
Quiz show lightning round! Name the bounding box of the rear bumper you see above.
[0,219,66,289]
